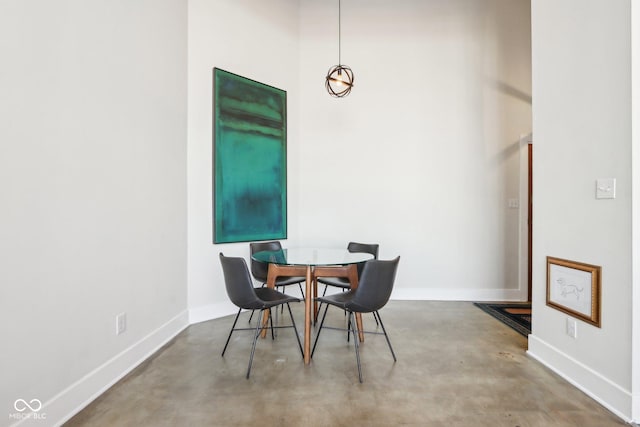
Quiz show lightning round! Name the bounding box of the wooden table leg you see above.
[260,263,278,339]
[260,263,312,363]
[259,262,364,362]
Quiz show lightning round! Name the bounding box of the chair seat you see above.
[275,276,306,286]
[317,290,374,314]
[316,289,355,309]
[317,276,350,289]
[254,287,300,308]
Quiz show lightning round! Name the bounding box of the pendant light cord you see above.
[325,0,353,97]
[338,0,342,65]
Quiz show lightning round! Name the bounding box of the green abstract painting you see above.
[213,68,287,243]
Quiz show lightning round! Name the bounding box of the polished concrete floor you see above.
[66,301,629,426]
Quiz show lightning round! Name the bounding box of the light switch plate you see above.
[596,178,616,199]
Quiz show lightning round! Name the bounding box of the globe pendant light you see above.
[325,0,354,97]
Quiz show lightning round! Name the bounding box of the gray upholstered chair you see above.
[317,242,379,295]
[317,242,380,324]
[219,253,303,379]
[250,241,305,296]
[312,256,400,383]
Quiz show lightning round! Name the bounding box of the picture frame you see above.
[546,256,601,327]
[213,68,287,244]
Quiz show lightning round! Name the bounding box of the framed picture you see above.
[546,256,601,327]
[213,68,287,244]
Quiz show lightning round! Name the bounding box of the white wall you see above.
[187,0,302,322]
[0,1,188,425]
[529,0,633,421]
[297,0,532,300]
[187,0,532,320]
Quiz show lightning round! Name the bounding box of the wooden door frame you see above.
[527,142,533,301]
[519,132,533,303]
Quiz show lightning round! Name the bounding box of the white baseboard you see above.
[527,334,632,423]
[391,287,527,302]
[189,289,529,323]
[188,301,237,324]
[190,290,528,323]
[11,311,190,427]
[634,392,640,424]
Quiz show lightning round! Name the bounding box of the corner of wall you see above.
[527,334,633,423]
[12,311,190,427]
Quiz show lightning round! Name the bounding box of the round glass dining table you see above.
[251,247,374,267]
[251,247,374,364]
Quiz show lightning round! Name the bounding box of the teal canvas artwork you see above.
[213,68,287,243]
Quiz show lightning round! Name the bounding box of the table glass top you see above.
[251,247,374,266]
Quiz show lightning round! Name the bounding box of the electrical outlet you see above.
[116,313,127,335]
[566,317,577,339]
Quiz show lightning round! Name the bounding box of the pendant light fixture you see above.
[325,0,354,97]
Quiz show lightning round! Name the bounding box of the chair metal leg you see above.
[277,286,284,314]
[311,303,330,358]
[372,310,380,326]
[222,308,242,356]
[375,311,397,362]
[349,311,363,383]
[269,309,275,340]
[316,286,330,321]
[247,309,266,379]
[286,303,304,358]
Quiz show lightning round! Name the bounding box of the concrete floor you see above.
[66,301,629,426]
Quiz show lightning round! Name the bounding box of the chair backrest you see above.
[346,257,400,313]
[219,253,262,309]
[249,241,283,283]
[347,242,379,278]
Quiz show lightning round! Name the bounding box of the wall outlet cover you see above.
[596,178,616,199]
